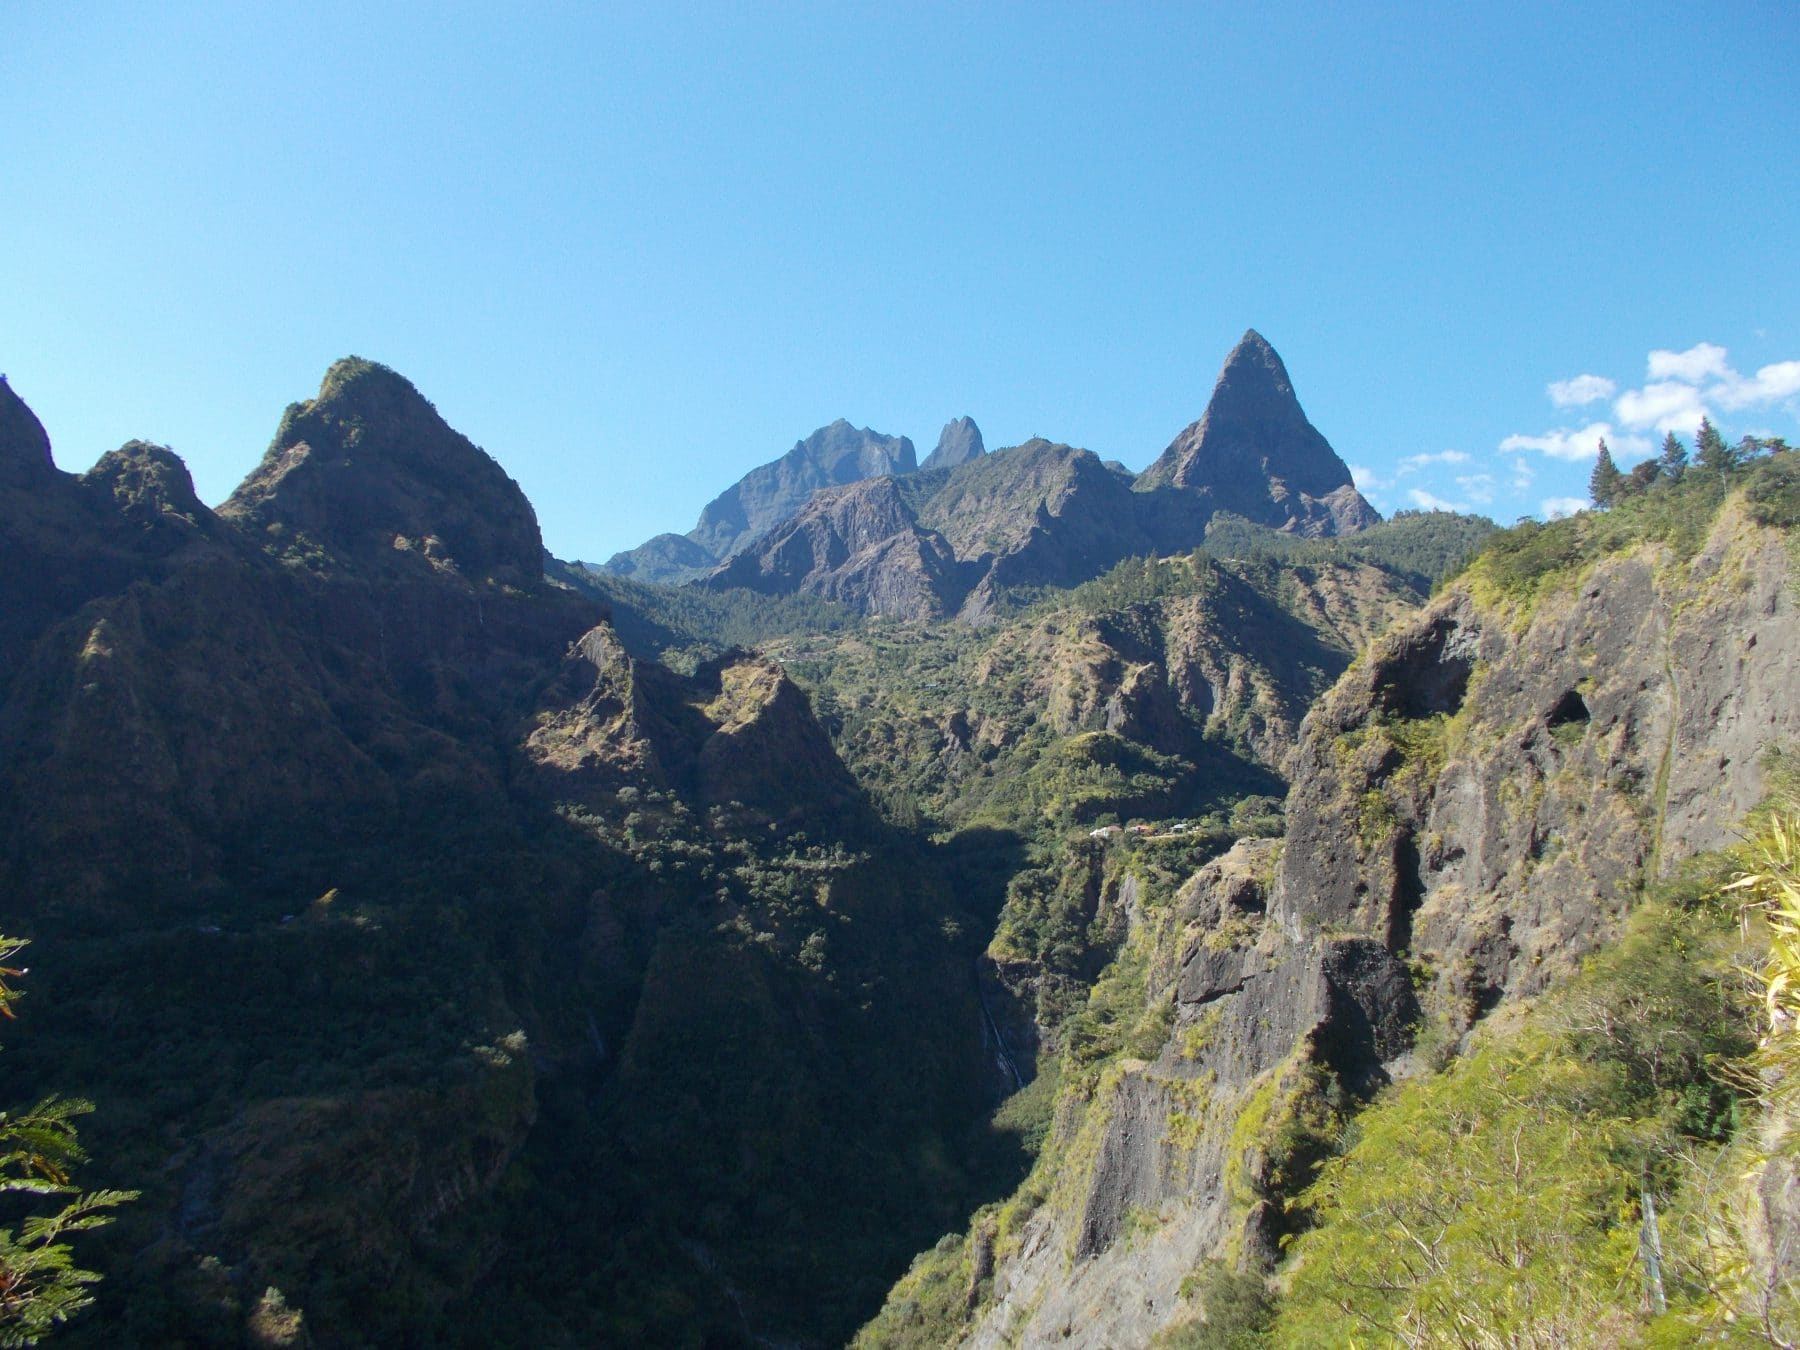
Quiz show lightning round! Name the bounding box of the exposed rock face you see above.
[527,621,865,825]
[221,357,546,584]
[1279,500,1800,1003]
[705,438,1161,622]
[601,418,919,584]
[659,333,1380,617]
[1137,329,1379,540]
[948,501,1800,1349]
[921,416,986,472]
[688,418,916,562]
[705,475,964,619]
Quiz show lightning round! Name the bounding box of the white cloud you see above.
[1647,342,1731,383]
[1499,421,1618,461]
[1548,374,1615,408]
[1408,488,1464,512]
[1398,449,1470,474]
[1454,472,1496,505]
[1542,496,1588,520]
[1348,463,1384,491]
[1712,359,1800,410]
[1615,380,1710,434]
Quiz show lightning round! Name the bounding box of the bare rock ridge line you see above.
[702,333,1379,619]
[596,329,1377,596]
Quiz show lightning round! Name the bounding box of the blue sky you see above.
[6,3,1798,559]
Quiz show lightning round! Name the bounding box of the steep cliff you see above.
[862,464,1800,1348]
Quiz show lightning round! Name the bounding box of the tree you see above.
[1695,417,1736,476]
[1589,440,1623,508]
[1657,432,1688,482]
[0,937,135,1346]
[1627,459,1663,496]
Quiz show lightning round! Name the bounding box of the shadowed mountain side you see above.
[220,357,547,585]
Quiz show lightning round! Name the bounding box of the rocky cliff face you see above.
[526,620,866,827]
[883,493,1800,1349]
[1137,329,1379,540]
[705,439,1162,622]
[599,418,919,584]
[921,416,986,472]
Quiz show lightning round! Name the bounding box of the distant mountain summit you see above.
[592,330,1377,611]
[220,357,546,583]
[1137,329,1378,537]
[920,416,986,472]
[604,418,917,583]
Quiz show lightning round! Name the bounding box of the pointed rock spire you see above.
[921,416,986,472]
[1137,329,1378,536]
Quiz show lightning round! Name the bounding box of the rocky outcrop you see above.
[527,622,865,825]
[705,438,1161,622]
[704,475,968,619]
[1278,499,1800,1007]
[600,418,919,583]
[921,416,986,472]
[933,497,1800,1349]
[221,357,546,585]
[1137,329,1379,540]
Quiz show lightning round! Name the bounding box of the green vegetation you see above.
[1471,440,1800,618]
[1259,789,1791,1347]
[0,939,136,1347]
[561,564,861,665]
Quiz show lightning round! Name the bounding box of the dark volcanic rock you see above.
[220,357,546,584]
[687,418,917,563]
[1137,329,1379,540]
[920,416,986,472]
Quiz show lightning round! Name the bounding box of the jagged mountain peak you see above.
[220,357,544,582]
[81,441,213,533]
[921,415,986,472]
[0,375,57,485]
[682,418,916,565]
[1136,329,1378,536]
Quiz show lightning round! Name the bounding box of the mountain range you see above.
[3,335,1798,1347]
[596,329,1378,617]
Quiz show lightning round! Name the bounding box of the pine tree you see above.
[1589,439,1623,507]
[1657,431,1688,482]
[1695,417,1736,476]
